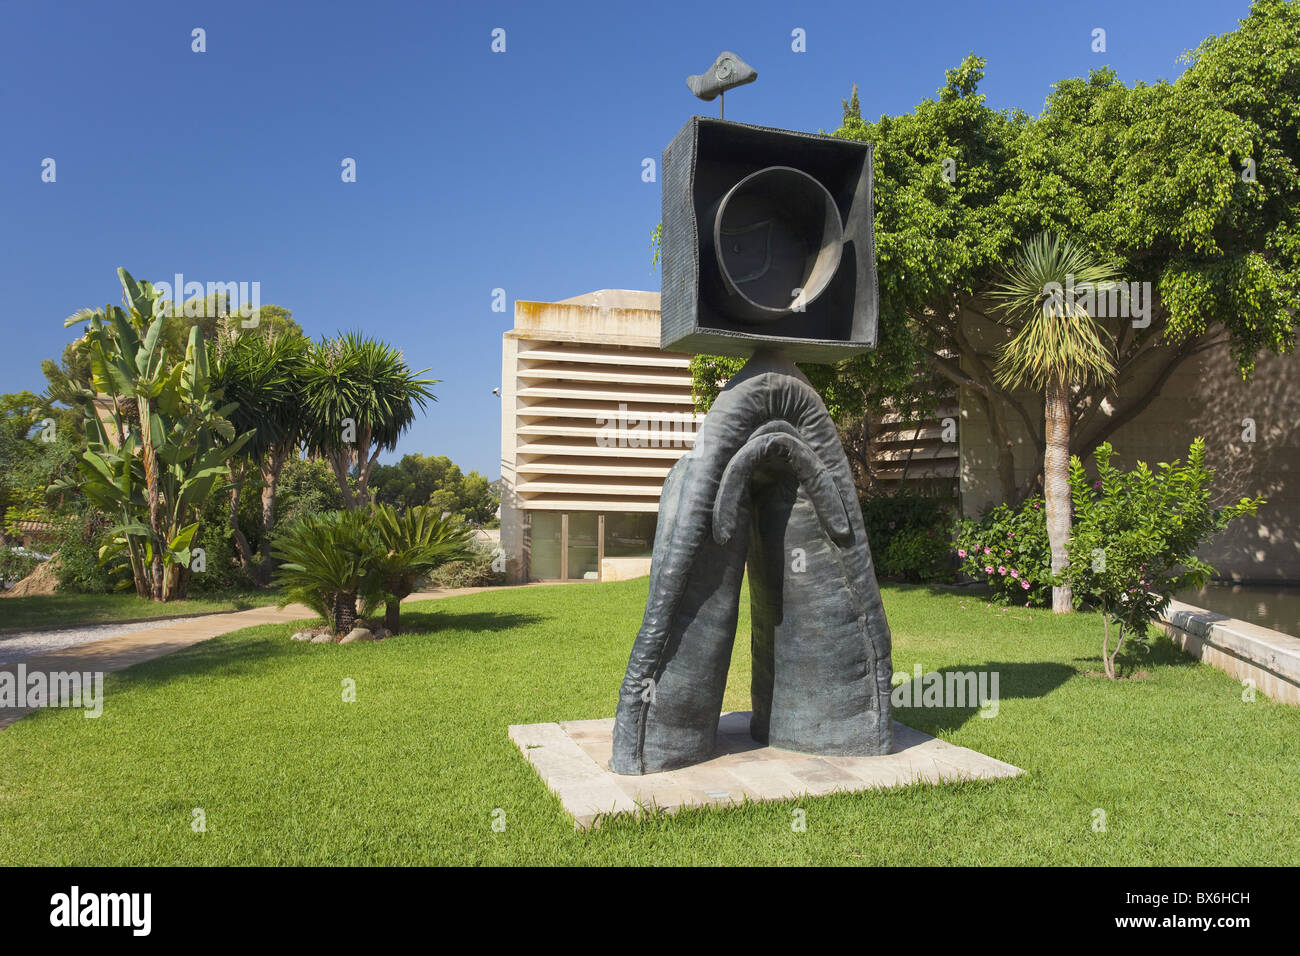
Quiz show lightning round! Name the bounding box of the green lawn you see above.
[0,579,1296,865]
[0,590,281,632]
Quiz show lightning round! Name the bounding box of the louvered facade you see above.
[499,291,697,583]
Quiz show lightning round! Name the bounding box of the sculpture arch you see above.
[610,352,893,774]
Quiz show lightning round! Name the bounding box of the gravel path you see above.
[0,617,206,666]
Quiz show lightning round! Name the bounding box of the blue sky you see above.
[0,0,1251,478]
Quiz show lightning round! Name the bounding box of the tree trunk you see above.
[228,476,259,581]
[384,600,401,635]
[257,446,288,567]
[333,591,357,637]
[1045,376,1073,613]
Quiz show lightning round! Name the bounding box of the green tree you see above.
[272,509,379,635]
[987,232,1121,613]
[301,334,438,510]
[370,453,499,524]
[63,269,252,601]
[211,329,310,583]
[695,3,1300,502]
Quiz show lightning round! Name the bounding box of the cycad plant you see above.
[371,504,476,634]
[987,232,1121,613]
[272,509,380,635]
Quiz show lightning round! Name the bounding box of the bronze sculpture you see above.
[610,112,894,774]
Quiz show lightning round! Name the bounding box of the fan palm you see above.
[370,504,476,634]
[987,232,1121,614]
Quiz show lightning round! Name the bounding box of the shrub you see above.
[186,490,248,594]
[860,490,955,582]
[1062,439,1263,679]
[273,505,481,636]
[881,527,952,583]
[50,508,124,594]
[0,546,42,586]
[954,496,1052,606]
[427,543,504,589]
[370,504,476,634]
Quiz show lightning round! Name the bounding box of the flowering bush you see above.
[953,496,1051,606]
[860,490,955,583]
[1062,439,1263,679]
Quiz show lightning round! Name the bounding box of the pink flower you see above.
[983,547,992,555]
[1007,532,1015,538]
[1025,601,1031,607]
[997,565,1007,575]
[888,521,895,529]
[1010,569,1019,578]
[984,566,994,574]
[957,549,967,558]
[1003,549,1011,556]
[1032,502,1040,509]
[1020,580,1030,590]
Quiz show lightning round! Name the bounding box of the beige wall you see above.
[958,307,1300,582]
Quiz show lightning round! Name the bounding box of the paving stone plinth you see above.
[509,711,1024,829]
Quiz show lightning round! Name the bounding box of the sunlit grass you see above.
[0,579,1295,865]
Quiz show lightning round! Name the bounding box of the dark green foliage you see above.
[860,490,955,582]
[272,505,480,635]
[370,453,498,525]
[50,508,124,594]
[954,497,1053,607]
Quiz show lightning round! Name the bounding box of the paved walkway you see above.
[0,584,551,730]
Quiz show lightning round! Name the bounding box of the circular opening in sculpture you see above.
[712,166,843,322]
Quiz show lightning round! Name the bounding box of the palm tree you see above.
[987,232,1121,614]
[301,333,438,509]
[370,504,476,634]
[211,330,309,582]
[272,509,379,635]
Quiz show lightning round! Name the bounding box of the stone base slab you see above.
[509,711,1023,829]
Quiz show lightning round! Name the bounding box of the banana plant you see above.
[63,268,253,601]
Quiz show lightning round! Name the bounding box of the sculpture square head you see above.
[659,117,879,363]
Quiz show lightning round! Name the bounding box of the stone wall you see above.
[958,308,1300,582]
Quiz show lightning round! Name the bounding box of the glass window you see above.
[567,512,600,580]
[604,512,657,558]
[529,512,562,580]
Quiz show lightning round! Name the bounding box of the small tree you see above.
[988,232,1122,614]
[1062,439,1263,679]
[301,334,438,510]
[211,330,309,583]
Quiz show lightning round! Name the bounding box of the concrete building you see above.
[498,291,697,583]
[500,291,1297,585]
